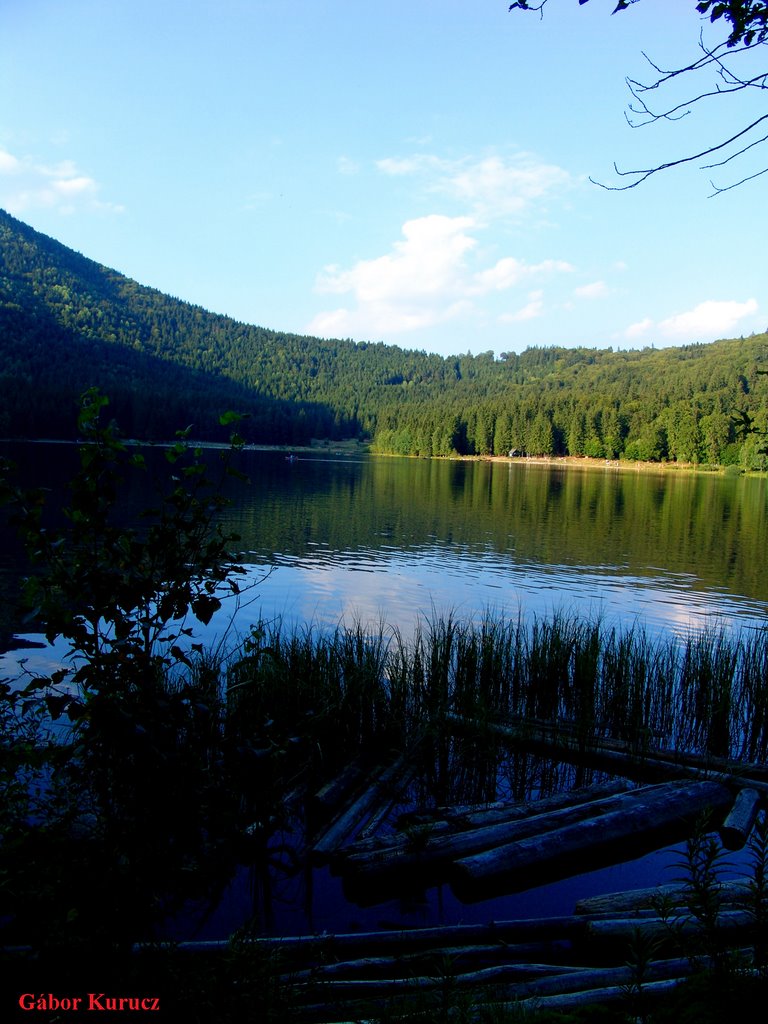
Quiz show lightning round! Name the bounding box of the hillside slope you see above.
[1,209,767,463]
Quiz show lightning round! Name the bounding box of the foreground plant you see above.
[0,390,264,949]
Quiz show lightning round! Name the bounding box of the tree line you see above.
[2,208,768,466]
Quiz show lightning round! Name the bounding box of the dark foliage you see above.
[2,209,768,463]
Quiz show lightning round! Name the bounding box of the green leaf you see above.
[191,594,221,625]
[44,694,72,720]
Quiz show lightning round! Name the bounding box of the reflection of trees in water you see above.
[222,455,768,607]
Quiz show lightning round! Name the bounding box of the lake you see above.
[1,445,766,939]
[4,445,768,655]
[221,450,768,641]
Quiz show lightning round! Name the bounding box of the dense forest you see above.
[2,208,768,465]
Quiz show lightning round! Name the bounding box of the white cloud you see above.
[658,299,759,340]
[574,280,608,300]
[0,147,122,215]
[472,257,527,293]
[376,155,440,177]
[337,156,360,176]
[501,290,545,323]
[309,215,478,336]
[375,151,572,220]
[438,155,571,219]
[316,215,476,303]
[622,299,759,344]
[308,215,573,340]
[471,257,573,295]
[625,317,653,339]
[309,148,574,342]
[53,175,96,197]
[0,149,21,174]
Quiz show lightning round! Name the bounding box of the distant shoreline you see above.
[372,450,752,476]
[1,437,756,475]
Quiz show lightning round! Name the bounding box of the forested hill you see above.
[1,208,767,465]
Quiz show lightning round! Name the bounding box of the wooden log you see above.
[311,754,410,860]
[344,783,652,874]
[574,878,753,917]
[283,948,584,985]
[167,915,588,961]
[510,976,685,1014]
[341,779,633,860]
[447,713,768,796]
[486,714,768,779]
[493,953,695,1001]
[343,781,719,889]
[720,787,762,849]
[294,957,704,1022]
[289,960,595,999]
[405,779,632,827]
[450,779,733,902]
[311,757,370,818]
[357,762,417,841]
[441,780,633,829]
[584,910,754,956]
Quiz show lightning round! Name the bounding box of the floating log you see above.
[490,714,768,780]
[720,787,762,850]
[439,780,633,829]
[311,754,411,860]
[510,976,685,1015]
[447,713,768,796]
[342,779,632,860]
[493,953,695,1001]
[357,763,417,841]
[283,947,585,985]
[291,954,709,1021]
[311,757,370,819]
[451,779,733,902]
[289,960,596,1000]
[166,915,588,961]
[574,878,753,917]
[342,782,667,891]
[584,909,756,954]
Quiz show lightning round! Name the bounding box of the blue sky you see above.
[0,0,764,358]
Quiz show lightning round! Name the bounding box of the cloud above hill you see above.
[307,149,575,341]
[0,147,123,216]
[625,298,760,343]
[308,213,573,339]
[376,152,572,221]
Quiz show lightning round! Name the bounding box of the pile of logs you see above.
[172,884,764,1022]
[309,715,764,906]
[263,715,768,1018]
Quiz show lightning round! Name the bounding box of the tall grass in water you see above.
[227,619,400,778]
[226,612,768,790]
[733,627,768,762]
[676,629,738,758]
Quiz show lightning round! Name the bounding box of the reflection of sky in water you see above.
[6,540,768,678]
[5,528,766,940]
[220,544,768,647]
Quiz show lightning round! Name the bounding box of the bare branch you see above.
[510,1,768,192]
[708,163,768,194]
[590,111,768,189]
[702,129,768,166]
[629,36,752,89]
[625,64,767,126]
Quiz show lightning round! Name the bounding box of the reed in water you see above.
[228,611,768,768]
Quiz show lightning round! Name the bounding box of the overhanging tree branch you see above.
[509,0,768,192]
[590,112,768,189]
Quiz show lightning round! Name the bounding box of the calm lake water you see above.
[1,445,766,938]
[3,445,768,655]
